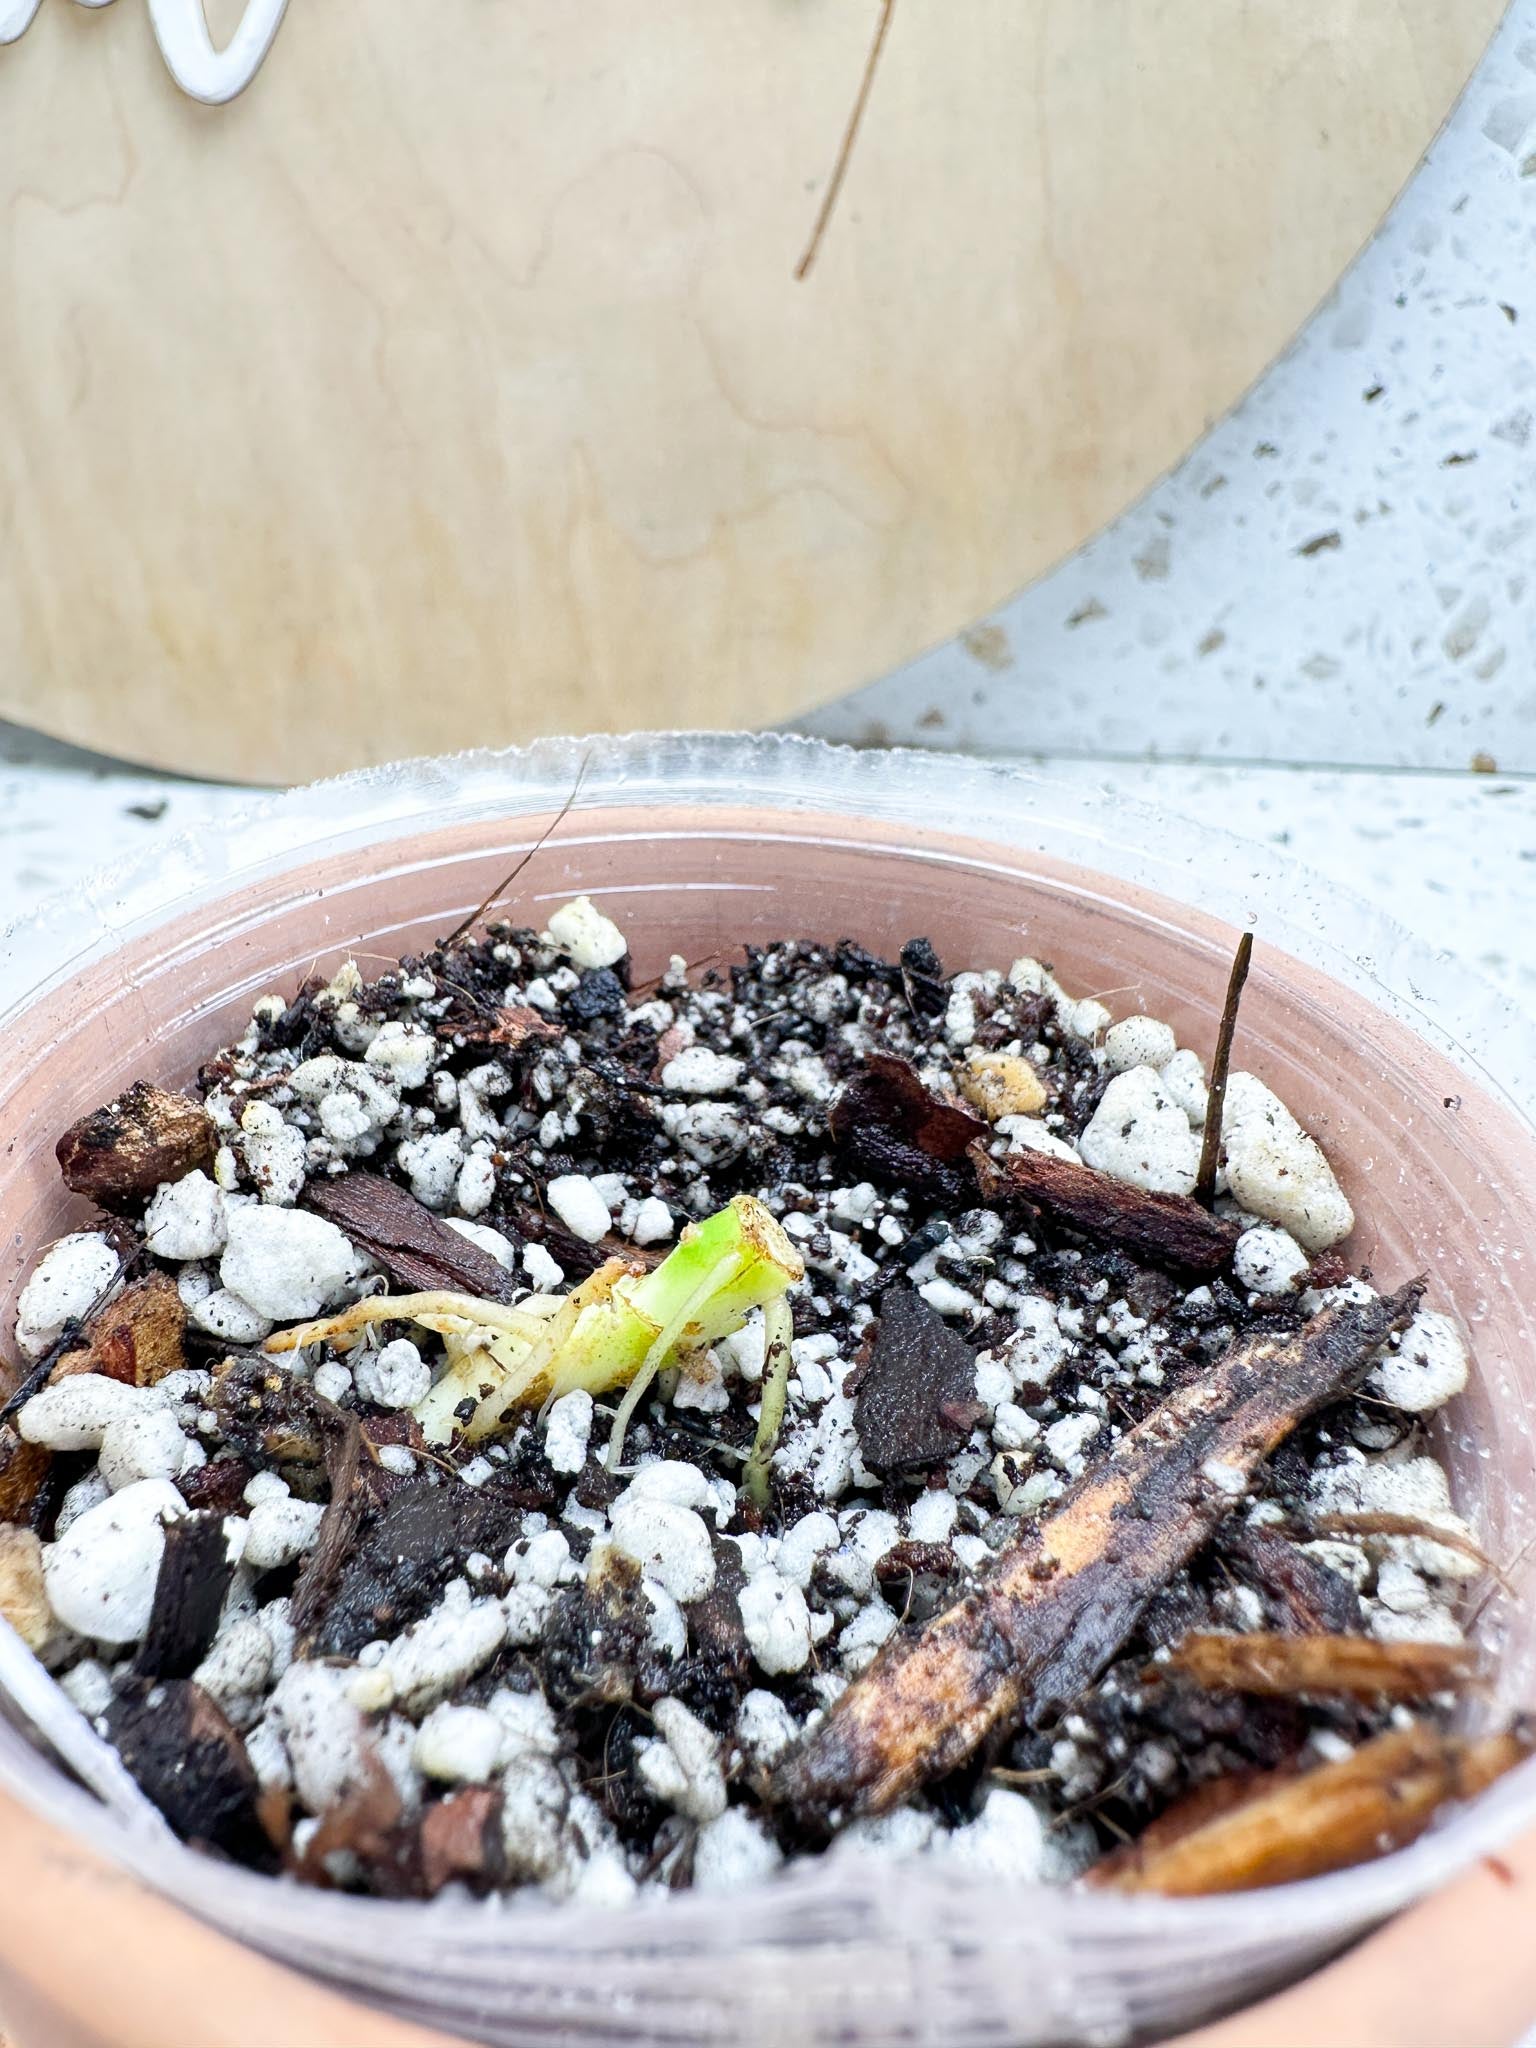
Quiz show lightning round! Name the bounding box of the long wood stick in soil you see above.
[770,1281,1423,1824]
[1089,1721,1530,1895]
[1195,930,1253,1207]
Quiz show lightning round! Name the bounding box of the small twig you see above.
[1195,931,1254,1208]
[441,753,591,949]
[794,0,895,280]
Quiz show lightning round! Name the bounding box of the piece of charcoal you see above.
[898,937,950,1018]
[135,1513,235,1680]
[853,1288,982,1475]
[686,1537,750,1677]
[303,1170,515,1300]
[310,1476,522,1657]
[106,1680,271,1865]
[566,968,628,1022]
[829,1055,985,1206]
[972,1139,1241,1277]
[56,1081,216,1210]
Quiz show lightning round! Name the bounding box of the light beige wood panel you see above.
[0,0,1505,783]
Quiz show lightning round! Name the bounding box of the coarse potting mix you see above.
[0,898,1524,1903]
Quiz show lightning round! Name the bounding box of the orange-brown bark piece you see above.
[1090,1721,1531,1895]
[50,1272,188,1388]
[0,1424,51,1523]
[1154,1631,1476,1701]
[56,1081,215,1209]
[770,1283,1422,1824]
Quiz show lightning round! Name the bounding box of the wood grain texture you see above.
[0,0,1505,781]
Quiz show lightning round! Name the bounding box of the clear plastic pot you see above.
[1,733,1533,2048]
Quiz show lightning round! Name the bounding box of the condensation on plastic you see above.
[0,732,1533,2048]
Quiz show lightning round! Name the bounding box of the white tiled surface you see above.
[802,0,1536,775]
[2,7,1534,1075]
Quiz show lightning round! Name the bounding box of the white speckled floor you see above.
[3,6,1534,1101]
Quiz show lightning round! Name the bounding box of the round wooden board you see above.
[0,0,1504,783]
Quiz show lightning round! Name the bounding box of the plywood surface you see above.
[0,0,1505,781]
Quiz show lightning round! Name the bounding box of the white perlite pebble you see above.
[544,896,628,971]
[18,1374,147,1452]
[510,1530,574,1589]
[660,1047,744,1096]
[396,1130,464,1211]
[269,1661,370,1814]
[544,1390,594,1475]
[736,1688,800,1771]
[311,1362,353,1405]
[642,1581,688,1660]
[194,1617,274,1709]
[522,1242,565,1291]
[365,1021,437,1091]
[840,1601,898,1674]
[938,1788,1048,1881]
[54,1471,110,1535]
[1157,1048,1210,1127]
[622,1460,718,1511]
[546,1174,613,1245]
[1044,1412,1103,1474]
[143,1171,228,1260]
[996,1296,1073,1390]
[1219,1073,1354,1252]
[775,1511,840,1589]
[487,1686,562,1761]
[1103,1017,1178,1074]
[629,1197,675,1247]
[1368,1310,1471,1414]
[220,1206,363,1321]
[993,1402,1041,1452]
[906,1490,958,1544]
[59,1661,116,1720]
[353,1338,433,1411]
[1078,1068,1201,1196]
[1369,1603,1466,1648]
[692,1807,784,1893]
[738,1569,813,1676]
[13,1233,120,1360]
[413,1704,504,1784]
[1233,1226,1312,1296]
[239,1102,308,1206]
[997,1115,1079,1164]
[608,1498,716,1604]
[383,1592,509,1715]
[243,1496,326,1572]
[637,1697,727,1823]
[443,1216,518,1271]
[43,1479,186,1644]
[191,1290,275,1345]
[455,1154,497,1218]
[98,1409,193,1492]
